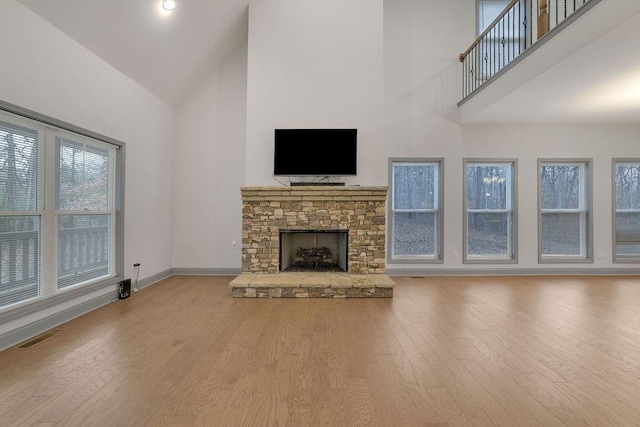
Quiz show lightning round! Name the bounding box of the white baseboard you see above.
[386,267,640,276]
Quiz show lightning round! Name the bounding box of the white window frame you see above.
[0,102,124,315]
[463,159,517,263]
[612,159,640,263]
[538,159,593,263]
[388,158,444,263]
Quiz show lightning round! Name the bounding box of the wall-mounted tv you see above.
[274,128,357,176]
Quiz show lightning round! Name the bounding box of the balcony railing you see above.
[459,0,599,102]
[0,229,39,305]
[58,225,110,288]
[0,225,109,307]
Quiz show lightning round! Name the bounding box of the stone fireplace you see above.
[230,186,395,298]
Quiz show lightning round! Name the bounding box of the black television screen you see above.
[274,128,357,176]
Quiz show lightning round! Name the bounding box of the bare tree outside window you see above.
[389,160,443,262]
[539,160,591,261]
[465,161,516,261]
[613,161,640,260]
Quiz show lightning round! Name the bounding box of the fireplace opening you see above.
[279,230,348,272]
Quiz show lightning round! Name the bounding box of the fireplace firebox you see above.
[279,230,348,272]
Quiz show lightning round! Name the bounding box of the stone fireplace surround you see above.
[229,186,395,298]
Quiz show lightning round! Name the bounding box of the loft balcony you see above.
[457,0,640,124]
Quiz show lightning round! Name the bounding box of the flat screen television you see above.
[273,128,357,176]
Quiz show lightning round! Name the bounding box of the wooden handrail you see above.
[459,0,521,62]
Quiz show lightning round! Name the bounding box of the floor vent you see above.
[16,329,63,349]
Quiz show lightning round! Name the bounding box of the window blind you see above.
[0,114,43,308]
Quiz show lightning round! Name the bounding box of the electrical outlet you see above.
[597,250,604,259]
[452,250,459,260]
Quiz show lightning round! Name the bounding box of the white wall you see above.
[384,0,640,272]
[245,0,385,185]
[172,43,248,270]
[384,0,472,157]
[0,1,174,335]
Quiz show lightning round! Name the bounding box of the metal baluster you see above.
[474,46,477,93]
[498,18,501,71]
[463,56,466,99]
[491,26,500,76]
[469,50,473,96]
[464,39,470,96]
[462,56,466,99]
[492,27,495,77]
[472,47,475,94]
[500,19,506,69]
[486,34,489,81]
[512,5,515,62]
[482,37,486,83]
[529,0,533,49]
[487,31,490,79]
[481,38,484,84]
[481,31,493,78]
[497,25,500,72]
[465,55,468,100]
[519,1,522,55]
[524,0,529,50]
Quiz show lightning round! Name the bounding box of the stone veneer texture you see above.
[241,186,388,274]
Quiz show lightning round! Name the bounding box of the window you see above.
[389,159,443,263]
[0,118,42,307]
[0,108,121,311]
[464,160,516,262]
[476,0,527,77]
[613,160,640,262]
[478,0,511,34]
[538,160,592,262]
[56,135,115,289]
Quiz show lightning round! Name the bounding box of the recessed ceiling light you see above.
[162,0,176,11]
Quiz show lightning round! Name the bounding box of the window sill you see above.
[539,256,593,264]
[464,257,517,264]
[389,256,443,264]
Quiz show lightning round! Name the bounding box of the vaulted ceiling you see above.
[18,0,248,107]
[16,0,640,124]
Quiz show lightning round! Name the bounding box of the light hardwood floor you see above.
[1,275,640,426]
